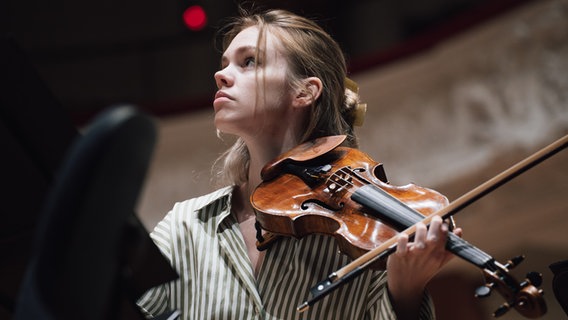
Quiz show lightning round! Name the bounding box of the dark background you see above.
[1,0,531,123]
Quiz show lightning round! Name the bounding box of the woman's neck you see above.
[232,183,254,222]
[233,103,307,218]
[246,132,301,187]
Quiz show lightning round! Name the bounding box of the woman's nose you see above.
[214,68,233,89]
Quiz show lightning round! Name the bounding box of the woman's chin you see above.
[214,118,240,136]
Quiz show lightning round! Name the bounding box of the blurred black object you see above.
[0,35,79,317]
[13,106,178,319]
[550,260,568,316]
[1,36,178,319]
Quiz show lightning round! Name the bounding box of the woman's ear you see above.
[292,77,323,108]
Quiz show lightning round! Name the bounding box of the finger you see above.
[413,222,427,250]
[397,233,409,255]
[427,216,443,242]
[453,227,463,238]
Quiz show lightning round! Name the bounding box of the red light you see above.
[183,5,207,31]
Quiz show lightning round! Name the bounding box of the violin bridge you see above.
[325,166,354,194]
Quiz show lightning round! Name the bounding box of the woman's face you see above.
[213,26,293,138]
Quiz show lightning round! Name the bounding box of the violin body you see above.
[251,135,448,269]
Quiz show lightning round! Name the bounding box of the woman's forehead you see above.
[230,26,260,47]
[226,26,284,56]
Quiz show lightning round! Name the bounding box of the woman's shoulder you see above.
[168,185,234,217]
[152,185,234,234]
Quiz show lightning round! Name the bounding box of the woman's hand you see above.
[386,215,463,320]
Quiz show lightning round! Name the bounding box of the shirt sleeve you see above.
[365,271,436,320]
[136,210,176,318]
[137,285,170,318]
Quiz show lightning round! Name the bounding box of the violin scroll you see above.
[475,255,546,318]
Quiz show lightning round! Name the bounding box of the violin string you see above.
[326,167,494,265]
[327,167,422,225]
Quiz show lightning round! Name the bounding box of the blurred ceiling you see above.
[1,0,533,123]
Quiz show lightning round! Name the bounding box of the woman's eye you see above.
[243,57,255,68]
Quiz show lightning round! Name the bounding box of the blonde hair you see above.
[214,9,362,186]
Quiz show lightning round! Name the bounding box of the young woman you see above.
[137,9,460,320]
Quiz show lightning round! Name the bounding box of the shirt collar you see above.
[196,185,236,225]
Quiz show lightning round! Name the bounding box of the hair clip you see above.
[353,103,366,127]
[345,78,366,127]
[345,77,359,93]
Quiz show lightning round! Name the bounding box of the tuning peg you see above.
[475,283,493,298]
[524,271,543,287]
[493,303,511,317]
[504,255,525,269]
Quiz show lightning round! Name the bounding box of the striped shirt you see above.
[137,186,435,319]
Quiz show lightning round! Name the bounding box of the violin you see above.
[252,135,450,270]
[251,134,567,318]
